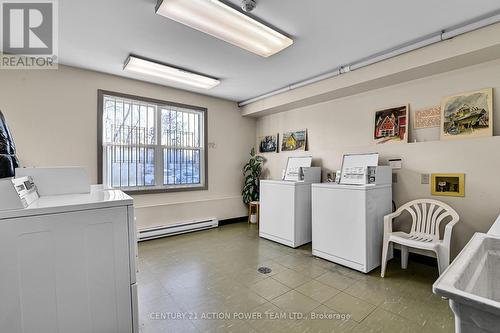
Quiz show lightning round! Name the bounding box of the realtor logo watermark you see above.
[1,0,58,69]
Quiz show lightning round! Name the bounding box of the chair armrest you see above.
[443,219,459,247]
[383,211,402,233]
[385,211,402,220]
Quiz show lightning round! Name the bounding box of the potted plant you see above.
[242,148,265,223]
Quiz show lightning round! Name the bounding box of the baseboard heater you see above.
[137,218,219,241]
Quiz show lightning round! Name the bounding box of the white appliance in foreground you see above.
[0,169,138,333]
[260,180,316,248]
[312,182,392,273]
[433,214,500,333]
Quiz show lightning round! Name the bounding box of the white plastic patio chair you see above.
[380,199,459,277]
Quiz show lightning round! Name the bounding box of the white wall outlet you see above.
[421,174,430,184]
[208,142,216,149]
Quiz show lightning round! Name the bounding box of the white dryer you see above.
[0,168,138,333]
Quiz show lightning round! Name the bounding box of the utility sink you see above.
[433,232,500,333]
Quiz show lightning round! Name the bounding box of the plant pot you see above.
[249,214,257,224]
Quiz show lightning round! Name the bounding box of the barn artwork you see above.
[374,105,408,144]
[440,88,493,140]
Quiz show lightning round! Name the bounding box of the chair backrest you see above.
[396,199,459,241]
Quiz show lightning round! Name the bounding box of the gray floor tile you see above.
[295,279,341,303]
[271,268,310,288]
[249,277,291,301]
[271,290,321,313]
[324,292,377,322]
[315,270,358,291]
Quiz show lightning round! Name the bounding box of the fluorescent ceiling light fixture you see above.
[155,0,293,57]
[124,56,220,89]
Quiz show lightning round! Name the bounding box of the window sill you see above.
[121,185,208,195]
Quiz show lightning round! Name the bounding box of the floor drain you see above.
[258,267,272,274]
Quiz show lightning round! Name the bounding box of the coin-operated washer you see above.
[312,153,393,273]
[0,167,139,333]
[259,156,321,248]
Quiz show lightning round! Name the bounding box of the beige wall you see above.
[256,58,500,257]
[0,65,256,229]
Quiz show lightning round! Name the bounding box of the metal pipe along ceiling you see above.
[238,8,500,107]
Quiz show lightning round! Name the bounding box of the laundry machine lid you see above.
[0,185,133,220]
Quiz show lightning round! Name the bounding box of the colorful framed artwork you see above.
[414,106,440,129]
[431,173,465,197]
[440,88,493,140]
[258,134,278,153]
[281,129,307,152]
[374,105,408,144]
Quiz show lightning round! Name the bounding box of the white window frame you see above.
[97,90,208,194]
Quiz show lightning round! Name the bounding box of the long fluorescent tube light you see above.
[155,0,293,57]
[124,56,220,89]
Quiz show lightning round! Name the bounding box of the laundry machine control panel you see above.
[0,176,39,210]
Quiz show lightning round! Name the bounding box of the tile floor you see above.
[137,223,454,333]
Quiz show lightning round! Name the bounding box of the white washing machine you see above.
[0,168,138,333]
[259,180,315,248]
[312,183,392,273]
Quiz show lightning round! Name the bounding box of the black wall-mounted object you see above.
[0,111,19,178]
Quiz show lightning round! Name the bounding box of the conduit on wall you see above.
[238,8,500,107]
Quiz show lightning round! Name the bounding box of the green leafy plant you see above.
[242,148,265,205]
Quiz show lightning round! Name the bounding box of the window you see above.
[381,129,394,136]
[98,90,207,193]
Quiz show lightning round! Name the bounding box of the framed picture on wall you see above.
[281,129,307,152]
[440,88,493,140]
[431,173,465,197]
[257,134,279,153]
[374,105,409,144]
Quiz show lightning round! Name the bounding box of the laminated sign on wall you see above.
[413,106,441,129]
[283,156,312,181]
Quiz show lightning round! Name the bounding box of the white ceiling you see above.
[59,0,500,102]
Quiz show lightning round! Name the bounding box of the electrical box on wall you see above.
[388,158,402,170]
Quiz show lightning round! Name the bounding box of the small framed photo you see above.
[431,173,465,197]
[257,134,279,153]
[281,129,307,152]
[374,105,409,144]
